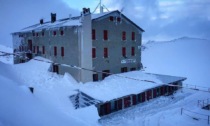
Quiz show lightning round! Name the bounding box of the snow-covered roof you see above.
[14,10,144,33]
[79,71,186,102]
[20,17,81,33]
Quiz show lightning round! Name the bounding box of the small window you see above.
[104,48,108,58]
[92,29,96,40]
[60,30,64,36]
[61,47,64,57]
[19,46,21,52]
[36,33,39,37]
[122,47,126,57]
[122,31,126,40]
[109,16,114,21]
[37,46,39,53]
[42,46,45,54]
[33,33,35,36]
[53,31,56,36]
[131,47,135,56]
[42,32,44,36]
[132,32,135,40]
[92,48,96,58]
[103,30,108,40]
[93,74,98,81]
[54,46,57,56]
[121,67,127,73]
[117,17,121,22]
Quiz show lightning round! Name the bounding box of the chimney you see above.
[82,8,90,15]
[51,13,56,23]
[40,19,44,24]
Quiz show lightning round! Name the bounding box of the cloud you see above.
[103,0,210,42]
[0,0,79,47]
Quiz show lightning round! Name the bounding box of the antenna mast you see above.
[93,0,109,14]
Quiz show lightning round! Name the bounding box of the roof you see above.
[78,71,186,102]
[92,10,145,32]
[14,10,144,33]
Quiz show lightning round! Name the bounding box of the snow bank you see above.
[0,75,85,126]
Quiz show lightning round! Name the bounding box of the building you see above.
[68,72,186,117]
[12,8,144,83]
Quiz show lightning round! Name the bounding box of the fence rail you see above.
[181,108,210,125]
[198,98,210,108]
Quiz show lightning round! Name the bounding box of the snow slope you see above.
[142,37,210,87]
[0,45,13,64]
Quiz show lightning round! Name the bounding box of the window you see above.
[102,70,110,79]
[122,47,126,57]
[109,16,114,21]
[33,46,35,53]
[92,48,96,58]
[103,30,108,40]
[61,47,64,57]
[130,68,136,71]
[60,30,64,36]
[121,67,127,73]
[131,47,135,56]
[104,48,108,58]
[54,46,57,56]
[53,31,56,36]
[122,31,126,40]
[93,74,98,81]
[132,32,135,40]
[33,33,35,36]
[37,46,39,53]
[92,29,96,40]
[42,32,44,36]
[36,33,39,37]
[117,17,121,22]
[42,46,45,54]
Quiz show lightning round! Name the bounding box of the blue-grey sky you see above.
[0,0,210,46]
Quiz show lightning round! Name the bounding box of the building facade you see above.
[12,8,144,83]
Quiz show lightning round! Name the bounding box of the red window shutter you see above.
[131,47,135,56]
[60,30,64,36]
[104,30,108,40]
[110,16,114,21]
[53,31,56,36]
[37,46,39,53]
[122,31,126,40]
[132,32,135,40]
[42,46,45,54]
[61,47,64,57]
[92,48,96,58]
[122,47,126,57]
[92,29,96,40]
[54,46,57,56]
[104,48,108,58]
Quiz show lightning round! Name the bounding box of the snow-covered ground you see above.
[0,37,209,126]
[0,45,13,64]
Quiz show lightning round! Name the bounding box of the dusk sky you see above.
[0,0,210,46]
